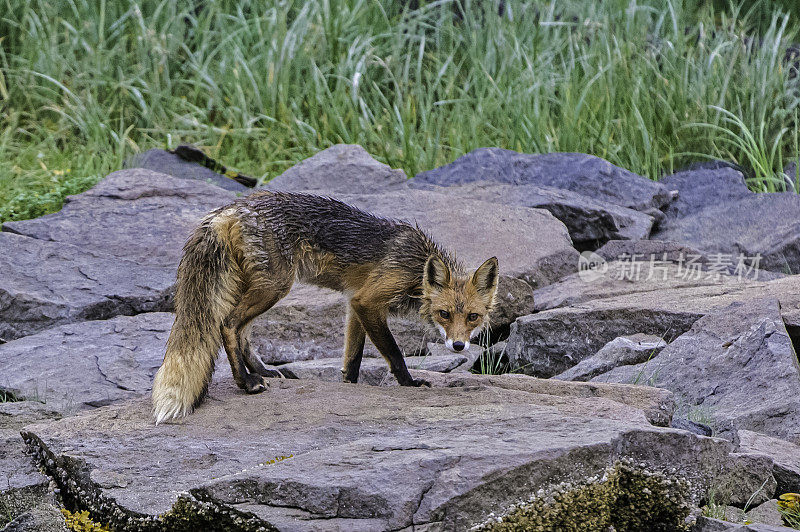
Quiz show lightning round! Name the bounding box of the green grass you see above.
[2,0,800,223]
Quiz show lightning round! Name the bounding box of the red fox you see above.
[152,192,499,423]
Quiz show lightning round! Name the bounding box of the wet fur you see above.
[152,191,498,423]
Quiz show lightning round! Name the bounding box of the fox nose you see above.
[452,341,465,352]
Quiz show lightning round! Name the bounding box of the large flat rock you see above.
[412,148,673,212]
[0,232,174,341]
[340,190,578,288]
[589,299,800,443]
[410,181,655,250]
[508,275,800,378]
[21,373,779,531]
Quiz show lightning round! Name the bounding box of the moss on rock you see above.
[478,461,692,532]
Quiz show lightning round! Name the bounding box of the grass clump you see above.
[2,0,800,223]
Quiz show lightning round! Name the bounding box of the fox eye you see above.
[438,310,451,320]
[468,313,480,322]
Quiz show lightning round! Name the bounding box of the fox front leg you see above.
[349,296,430,388]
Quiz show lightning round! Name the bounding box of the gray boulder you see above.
[410,181,655,249]
[124,148,250,192]
[20,373,780,531]
[508,274,800,378]
[658,167,751,220]
[0,232,174,341]
[589,299,800,444]
[653,193,800,274]
[412,148,673,212]
[266,144,408,194]
[3,168,236,267]
[694,516,796,531]
[553,333,667,382]
[738,430,800,494]
[0,313,173,414]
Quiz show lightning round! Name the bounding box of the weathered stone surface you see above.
[124,148,250,192]
[745,500,787,528]
[21,373,779,531]
[533,259,751,313]
[594,239,784,281]
[671,418,713,437]
[0,313,172,414]
[410,181,655,249]
[694,516,795,531]
[412,148,673,212]
[653,193,800,275]
[3,169,236,266]
[266,144,408,194]
[553,334,667,382]
[658,167,751,220]
[0,232,174,341]
[340,189,578,288]
[589,299,800,444]
[739,430,800,494]
[516,274,800,379]
[0,402,60,493]
[276,353,471,385]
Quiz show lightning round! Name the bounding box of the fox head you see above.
[421,256,499,353]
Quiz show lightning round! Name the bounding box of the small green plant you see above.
[0,389,21,403]
[778,493,800,529]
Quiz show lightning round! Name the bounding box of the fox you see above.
[151,191,499,423]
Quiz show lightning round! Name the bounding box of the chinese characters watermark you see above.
[578,251,762,283]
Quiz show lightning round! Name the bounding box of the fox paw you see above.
[244,374,268,394]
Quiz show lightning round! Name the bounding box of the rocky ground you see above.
[3,145,800,530]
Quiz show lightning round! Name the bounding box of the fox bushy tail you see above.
[152,213,241,424]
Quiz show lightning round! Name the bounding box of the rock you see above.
[553,334,667,382]
[0,232,174,341]
[671,418,714,437]
[652,192,800,275]
[515,274,800,379]
[0,313,173,414]
[588,299,800,444]
[509,275,800,379]
[0,402,61,493]
[124,148,250,192]
[412,148,673,212]
[276,352,471,385]
[694,516,796,531]
[3,168,236,267]
[20,373,779,531]
[658,167,751,220]
[738,430,800,494]
[507,292,703,378]
[0,494,66,532]
[746,500,788,528]
[534,257,755,313]
[340,189,578,288]
[266,144,408,194]
[536,252,797,313]
[410,181,655,249]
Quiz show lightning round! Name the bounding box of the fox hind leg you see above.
[341,308,366,383]
[222,280,291,393]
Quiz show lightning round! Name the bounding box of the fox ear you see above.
[471,257,499,297]
[423,256,451,291]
